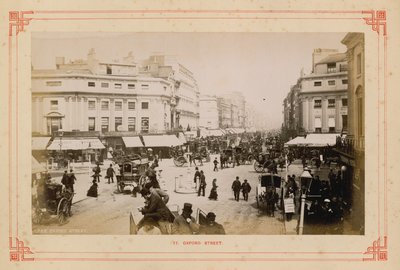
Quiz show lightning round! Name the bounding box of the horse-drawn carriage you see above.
[255,173,282,215]
[117,155,150,194]
[170,144,210,167]
[32,178,74,225]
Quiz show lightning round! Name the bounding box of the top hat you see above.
[182,203,193,213]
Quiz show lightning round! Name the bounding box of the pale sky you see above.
[32,32,347,130]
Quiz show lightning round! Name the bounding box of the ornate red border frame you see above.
[7,9,388,262]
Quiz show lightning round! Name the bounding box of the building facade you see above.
[283,49,348,135]
[336,33,365,233]
[141,55,200,132]
[220,91,246,128]
[32,49,175,136]
[199,95,219,129]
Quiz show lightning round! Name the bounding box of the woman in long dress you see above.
[208,178,218,200]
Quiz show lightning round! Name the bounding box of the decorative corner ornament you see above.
[9,237,34,261]
[362,10,387,36]
[363,236,387,261]
[9,11,34,36]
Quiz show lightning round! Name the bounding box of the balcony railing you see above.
[335,136,364,156]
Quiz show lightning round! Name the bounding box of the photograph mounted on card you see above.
[1,1,398,268]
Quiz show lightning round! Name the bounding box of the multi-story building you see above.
[220,91,246,128]
[199,95,219,129]
[217,97,231,128]
[141,55,200,131]
[32,49,175,137]
[283,49,348,135]
[335,33,365,233]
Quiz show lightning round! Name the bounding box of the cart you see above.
[255,173,282,215]
[118,157,149,194]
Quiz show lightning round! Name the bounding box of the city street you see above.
[33,155,287,235]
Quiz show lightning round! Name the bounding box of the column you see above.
[308,97,313,132]
[336,96,341,132]
[123,99,128,131]
[96,97,101,131]
[321,96,327,132]
[110,98,115,131]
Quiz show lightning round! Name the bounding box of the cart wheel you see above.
[254,161,263,173]
[57,198,69,225]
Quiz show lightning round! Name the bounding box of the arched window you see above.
[355,86,364,136]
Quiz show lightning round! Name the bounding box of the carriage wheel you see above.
[248,154,254,163]
[173,156,186,167]
[254,161,263,173]
[57,198,69,225]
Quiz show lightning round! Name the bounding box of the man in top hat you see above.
[106,164,115,184]
[241,179,252,201]
[231,176,241,202]
[199,212,226,235]
[172,203,200,235]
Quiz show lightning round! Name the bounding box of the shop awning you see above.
[32,137,51,150]
[32,156,46,174]
[284,136,307,147]
[285,134,342,147]
[208,129,224,137]
[143,135,182,147]
[122,137,144,148]
[164,135,182,147]
[304,133,341,147]
[47,137,105,150]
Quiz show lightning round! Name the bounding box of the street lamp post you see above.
[299,193,306,235]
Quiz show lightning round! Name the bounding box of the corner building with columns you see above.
[32,49,175,136]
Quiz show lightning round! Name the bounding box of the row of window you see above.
[46,80,157,91]
[313,115,348,133]
[314,98,347,108]
[314,79,348,87]
[87,81,151,90]
[88,117,149,133]
[49,100,149,111]
[89,100,148,111]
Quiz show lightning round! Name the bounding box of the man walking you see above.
[193,167,201,187]
[232,176,241,202]
[241,179,252,201]
[93,163,101,182]
[106,164,115,184]
[198,170,206,197]
[213,158,219,172]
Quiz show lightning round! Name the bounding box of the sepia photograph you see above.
[2,0,400,268]
[30,32,365,236]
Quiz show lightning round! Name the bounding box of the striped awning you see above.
[47,137,105,150]
[143,135,182,147]
[32,137,51,150]
[122,137,144,148]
